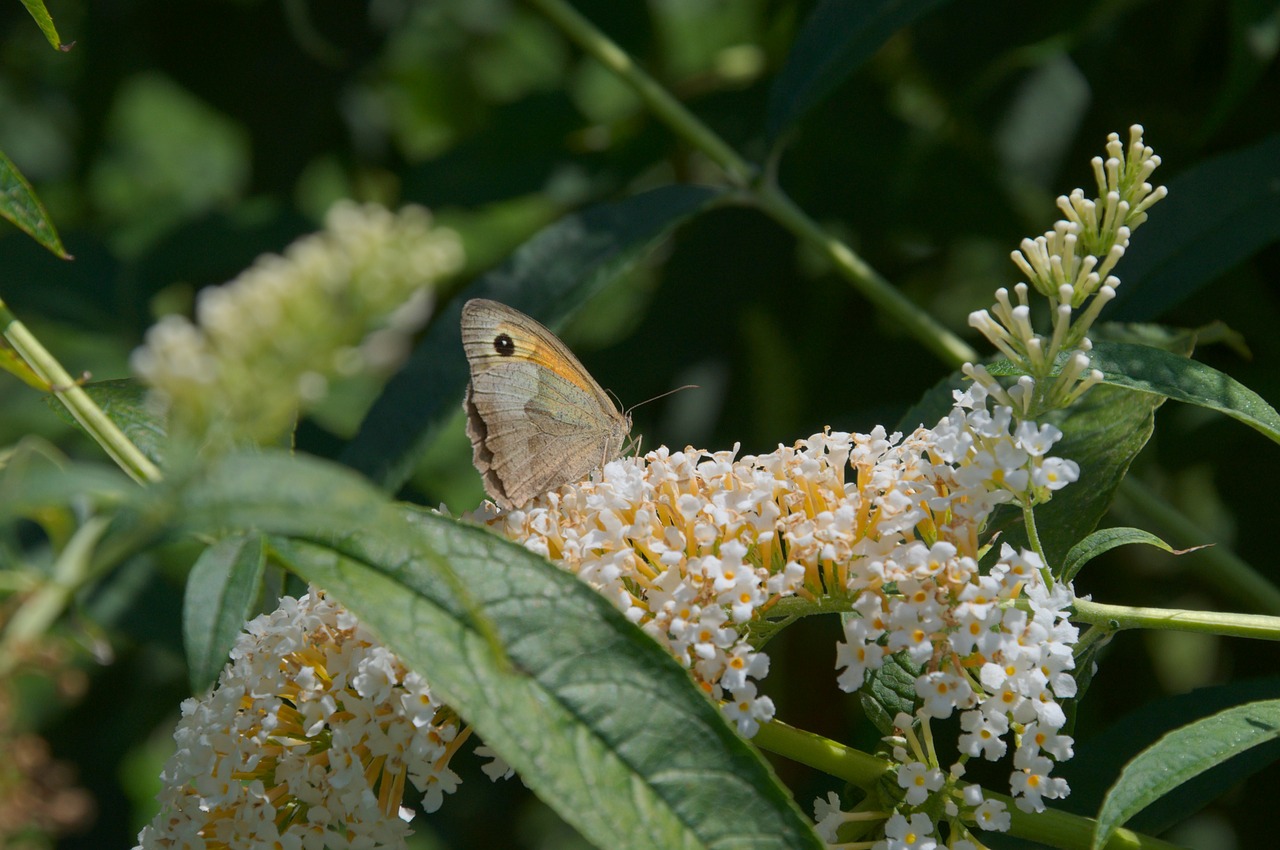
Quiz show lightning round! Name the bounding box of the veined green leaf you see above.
[44,379,167,466]
[1089,340,1280,446]
[168,451,821,850]
[860,649,921,737]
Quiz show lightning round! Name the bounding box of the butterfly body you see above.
[461,298,631,509]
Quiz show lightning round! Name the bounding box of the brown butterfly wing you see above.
[462,299,631,508]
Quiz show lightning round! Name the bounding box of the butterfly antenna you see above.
[625,384,699,416]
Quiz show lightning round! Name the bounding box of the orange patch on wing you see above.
[498,321,597,391]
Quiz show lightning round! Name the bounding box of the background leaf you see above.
[1106,133,1280,322]
[0,148,69,257]
[340,185,725,491]
[181,533,267,693]
[1105,133,1280,322]
[765,0,952,144]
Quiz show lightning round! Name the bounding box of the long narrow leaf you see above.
[183,533,267,693]
[1090,340,1280,446]
[1107,133,1280,321]
[765,0,950,145]
[0,148,70,257]
[1092,699,1280,850]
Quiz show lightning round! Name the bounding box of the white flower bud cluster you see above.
[967,125,1166,416]
[132,201,463,443]
[134,588,464,850]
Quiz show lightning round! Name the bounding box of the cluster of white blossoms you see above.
[132,201,463,443]
[474,379,1081,841]
[134,588,467,850]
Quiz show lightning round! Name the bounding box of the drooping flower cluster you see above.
[966,125,1167,417]
[132,201,463,444]
[134,587,466,850]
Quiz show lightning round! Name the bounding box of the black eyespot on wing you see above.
[493,333,515,356]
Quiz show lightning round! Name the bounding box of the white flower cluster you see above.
[132,201,463,443]
[966,125,1166,416]
[134,588,463,850]
[475,384,1080,831]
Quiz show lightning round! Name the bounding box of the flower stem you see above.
[1072,598,1280,641]
[753,717,894,790]
[757,718,1182,849]
[0,516,110,677]
[0,298,161,484]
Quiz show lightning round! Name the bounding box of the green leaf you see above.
[340,185,726,491]
[167,451,821,850]
[18,0,72,51]
[903,355,1167,570]
[765,0,951,145]
[1060,527,1177,582]
[1058,677,1280,831]
[1107,132,1280,321]
[44,379,167,466]
[1092,699,1280,850]
[860,650,921,737]
[1089,340,1280,446]
[183,533,267,693]
[0,449,132,521]
[0,148,70,258]
[997,379,1164,570]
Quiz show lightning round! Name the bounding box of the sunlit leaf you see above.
[1061,527,1178,582]
[19,0,73,51]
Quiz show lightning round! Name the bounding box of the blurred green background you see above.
[1,0,1279,847]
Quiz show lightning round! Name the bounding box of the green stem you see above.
[0,516,110,677]
[1073,598,1280,641]
[525,0,978,369]
[524,0,756,188]
[752,183,977,367]
[1114,477,1280,616]
[757,719,1181,850]
[0,299,161,484]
